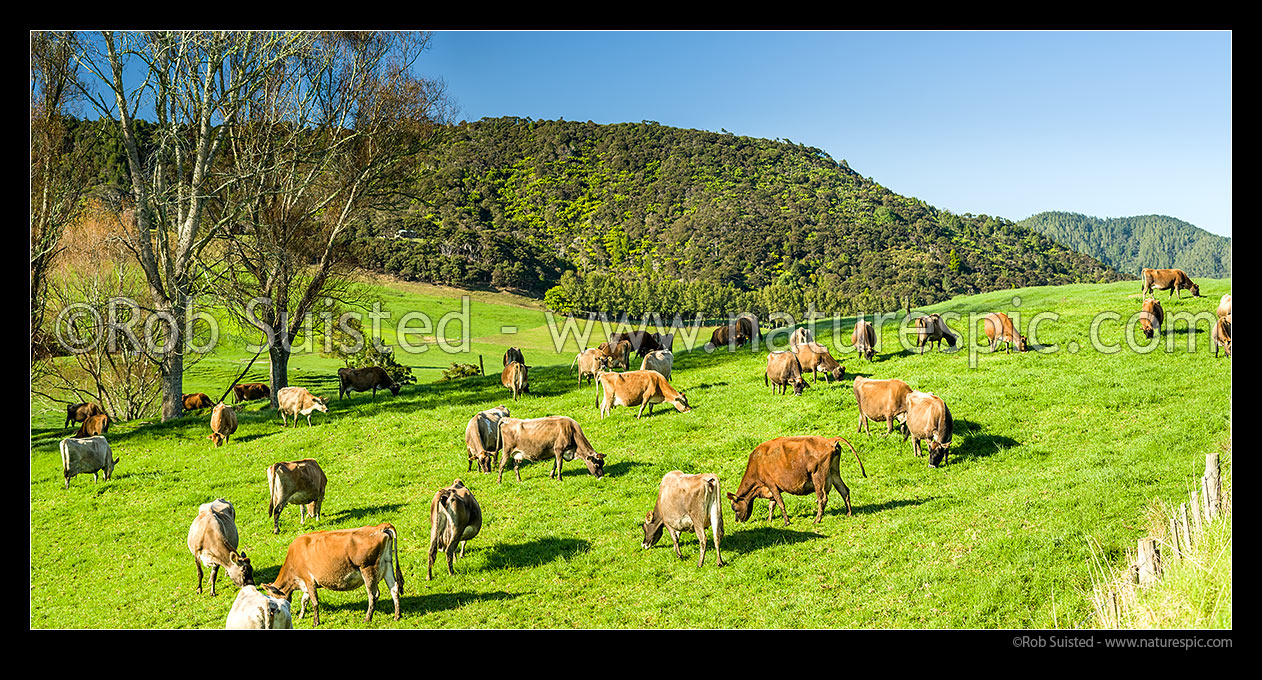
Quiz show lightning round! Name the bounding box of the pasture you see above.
[29,278,1231,628]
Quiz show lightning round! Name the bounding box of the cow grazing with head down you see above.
[74,413,110,438]
[708,324,747,350]
[983,312,1027,353]
[608,331,662,359]
[1217,294,1231,319]
[182,393,213,411]
[900,391,954,468]
[1139,299,1165,339]
[571,348,611,387]
[64,402,102,430]
[232,382,271,404]
[59,436,119,490]
[187,498,254,596]
[737,314,761,344]
[766,351,808,396]
[427,479,482,580]
[501,361,529,401]
[503,347,525,367]
[208,402,238,447]
[642,471,725,568]
[266,459,327,534]
[853,376,913,435]
[495,415,606,483]
[727,436,866,526]
[1142,268,1202,299]
[267,523,403,626]
[598,339,633,370]
[639,349,674,380]
[465,406,510,473]
[225,585,292,629]
[598,369,691,419]
[794,342,845,384]
[277,386,328,427]
[915,314,957,353]
[852,318,876,361]
[337,366,400,401]
[1213,315,1231,357]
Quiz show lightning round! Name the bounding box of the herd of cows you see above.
[49,267,1231,628]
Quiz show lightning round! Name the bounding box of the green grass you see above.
[29,278,1231,628]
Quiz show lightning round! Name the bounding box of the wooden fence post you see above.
[1178,502,1193,553]
[1137,537,1162,587]
[1189,489,1203,537]
[1167,516,1181,560]
[1204,453,1221,521]
[479,355,485,377]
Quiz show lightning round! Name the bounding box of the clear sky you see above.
[413,30,1232,237]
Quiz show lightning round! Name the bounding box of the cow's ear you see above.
[229,550,239,561]
[645,511,653,522]
[726,492,736,501]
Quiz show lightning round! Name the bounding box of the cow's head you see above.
[105,456,120,480]
[1016,335,1029,353]
[475,452,495,474]
[1190,282,1202,298]
[207,433,224,447]
[863,346,875,361]
[830,366,845,382]
[792,377,809,396]
[642,511,665,549]
[727,491,754,523]
[227,550,255,587]
[671,392,691,413]
[584,452,606,479]
[260,583,287,600]
[310,397,328,414]
[388,382,401,396]
[927,442,950,468]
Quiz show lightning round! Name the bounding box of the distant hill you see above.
[1018,212,1231,279]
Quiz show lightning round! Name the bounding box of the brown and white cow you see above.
[915,313,957,353]
[337,366,400,400]
[1142,268,1202,299]
[182,393,213,411]
[232,382,271,404]
[983,312,1027,353]
[465,405,510,473]
[852,318,876,361]
[788,327,813,353]
[899,391,954,468]
[727,436,866,526]
[277,386,328,427]
[1216,294,1231,319]
[501,361,529,401]
[495,415,606,483]
[598,339,633,370]
[765,350,808,396]
[59,436,119,490]
[208,402,238,447]
[598,369,691,418]
[1139,299,1165,340]
[853,376,913,435]
[225,585,292,629]
[639,349,674,380]
[267,523,403,626]
[187,498,254,596]
[64,402,102,429]
[570,348,611,387]
[1212,315,1231,357]
[74,413,110,439]
[427,479,482,580]
[794,341,845,383]
[503,346,525,367]
[266,459,327,534]
[642,471,725,567]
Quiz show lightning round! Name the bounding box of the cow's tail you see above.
[705,475,723,538]
[836,436,867,478]
[939,401,954,446]
[384,524,403,593]
[266,464,279,518]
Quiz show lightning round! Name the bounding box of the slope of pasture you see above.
[29,279,1231,628]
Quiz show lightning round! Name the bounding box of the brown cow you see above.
[182,393,213,411]
[794,341,845,383]
[1142,268,1202,299]
[75,413,110,438]
[915,313,957,353]
[608,331,662,358]
[427,479,482,580]
[1212,315,1231,357]
[501,361,529,401]
[337,366,400,400]
[852,318,876,361]
[1216,294,1231,319]
[266,459,327,534]
[598,369,691,419]
[570,348,610,387]
[983,312,1027,353]
[232,382,271,404]
[737,314,761,343]
[788,327,813,353]
[208,403,238,447]
[900,391,954,468]
[642,471,725,568]
[1139,299,1165,340]
[277,386,327,427]
[598,339,633,370]
[465,405,510,473]
[64,402,102,429]
[187,499,254,596]
[766,351,808,396]
[853,376,913,435]
[727,436,866,526]
[503,346,525,367]
[267,523,403,626]
[495,415,606,483]
[639,349,674,381]
[708,324,747,350]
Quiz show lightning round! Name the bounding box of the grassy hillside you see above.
[1018,212,1231,278]
[30,278,1231,628]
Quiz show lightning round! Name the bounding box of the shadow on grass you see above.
[601,460,651,477]
[481,537,590,570]
[850,495,934,516]
[328,503,407,523]
[722,525,823,554]
[950,418,1020,463]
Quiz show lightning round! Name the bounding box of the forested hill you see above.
[1017,212,1231,279]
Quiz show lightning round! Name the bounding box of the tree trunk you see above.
[159,297,188,422]
[269,342,290,409]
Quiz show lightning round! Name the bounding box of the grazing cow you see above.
[657,332,676,353]
[64,402,102,429]
[267,523,403,626]
[1139,299,1165,340]
[182,393,213,411]
[1142,268,1202,299]
[225,585,292,629]
[766,351,809,396]
[207,402,238,447]
[737,314,762,344]
[915,314,957,353]
[1211,316,1231,358]
[232,382,271,404]
[794,341,845,384]
[59,436,119,490]
[853,376,913,435]
[337,366,400,401]
[266,459,327,534]
[1216,294,1232,319]
[501,361,529,401]
[788,327,813,353]
[187,499,254,596]
[708,324,747,350]
[899,391,954,467]
[598,339,633,370]
[982,312,1027,353]
[495,415,606,483]
[639,349,674,380]
[608,331,663,359]
[277,386,327,427]
[598,369,691,419]
[852,318,876,361]
[642,471,725,567]
[427,479,482,580]
[570,348,611,387]
[74,413,110,438]
[727,436,867,526]
[465,406,510,473]
[503,346,525,367]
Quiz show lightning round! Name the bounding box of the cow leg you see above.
[637,402,647,418]
[299,503,306,525]
[857,413,864,434]
[273,501,285,534]
[427,532,438,581]
[693,519,708,568]
[515,460,522,483]
[831,473,853,516]
[446,541,458,576]
[497,452,508,484]
[210,564,220,596]
[555,454,563,481]
[769,489,790,526]
[669,528,683,560]
[886,417,894,435]
[459,540,467,559]
[309,588,321,626]
[913,438,922,457]
[306,413,313,426]
[362,567,379,622]
[194,556,204,594]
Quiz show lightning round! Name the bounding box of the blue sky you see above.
[414,30,1232,236]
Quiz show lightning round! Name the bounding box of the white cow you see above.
[225,585,293,629]
[59,436,119,489]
